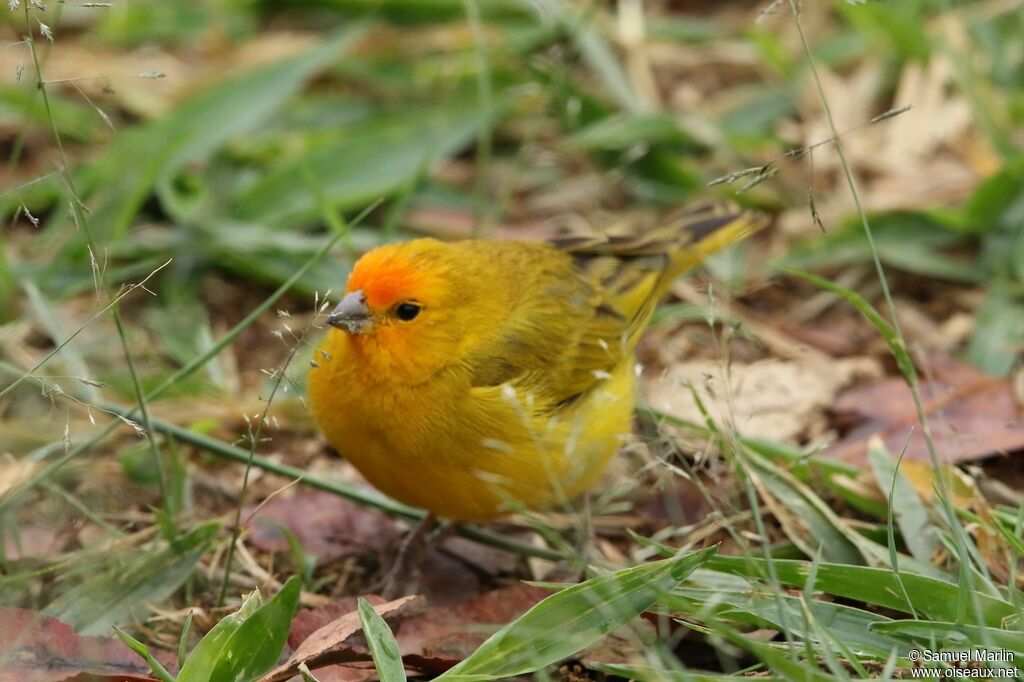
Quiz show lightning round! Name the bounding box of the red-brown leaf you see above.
[826,356,1024,465]
[0,608,168,682]
[262,596,420,682]
[245,490,400,562]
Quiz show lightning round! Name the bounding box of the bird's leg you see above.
[378,513,453,598]
[425,520,456,551]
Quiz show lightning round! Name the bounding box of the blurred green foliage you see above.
[0,0,773,393]
[2,0,1022,385]
[3,4,1024,679]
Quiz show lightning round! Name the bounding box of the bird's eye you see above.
[394,302,421,321]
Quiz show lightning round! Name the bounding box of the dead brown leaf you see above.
[0,607,168,682]
[644,357,879,443]
[2,524,65,561]
[277,584,549,678]
[826,356,1024,465]
[263,596,420,682]
[395,583,550,674]
[281,597,386,682]
[291,663,377,682]
[637,475,714,530]
[245,490,400,563]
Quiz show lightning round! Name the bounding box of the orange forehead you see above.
[346,247,422,310]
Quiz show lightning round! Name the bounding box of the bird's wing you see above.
[465,202,765,409]
[464,250,631,408]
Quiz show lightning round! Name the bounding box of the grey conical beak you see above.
[326,290,372,334]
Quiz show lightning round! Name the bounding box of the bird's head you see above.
[324,239,469,382]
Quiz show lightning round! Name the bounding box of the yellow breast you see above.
[307,329,635,521]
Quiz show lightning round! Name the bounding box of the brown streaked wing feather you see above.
[549,201,752,257]
[551,201,767,325]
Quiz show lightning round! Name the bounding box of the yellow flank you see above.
[307,202,766,521]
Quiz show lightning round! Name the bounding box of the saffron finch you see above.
[308,203,766,521]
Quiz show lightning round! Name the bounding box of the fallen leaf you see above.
[246,490,400,562]
[0,607,169,682]
[974,512,1020,588]
[396,583,550,673]
[643,357,878,443]
[637,475,713,529]
[2,524,64,560]
[288,596,387,648]
[290,663,377,682]
[283,597,390,682]
[890,459,979,509]
[826,356,1024,465]
[263,596,420,682]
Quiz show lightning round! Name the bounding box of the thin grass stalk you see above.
[20,3,171,517]
[785,0,988,633]
[684,383,799,659]
[699,299,801,657]
[216,301,320,605]
[886,436,920,619]
[0,261,170,401]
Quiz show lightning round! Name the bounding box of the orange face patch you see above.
[346,247,422,310]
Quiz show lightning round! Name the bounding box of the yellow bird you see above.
[308,203,765,522]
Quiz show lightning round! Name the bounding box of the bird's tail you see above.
[551,201,768,338]
[651,200,769,282]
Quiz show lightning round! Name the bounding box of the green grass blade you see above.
[178,588,264,682]
[589,662,784,682]
[178,609,194,670]
[437,547,716,681]
[82,26,367,244]
[231,104,492,225]
[114,627,176,682]
[559,2,639,114]
[870,620,1024,655]
[707,556,1021,627]
[728,635,840,682]
[741,449,861,564]
[785,268,917,384]
[968,282,1024,376]
[42,521,220,635]
[868,438,937,568]
[358,597,407,682]
[665,588,903,659]
[208,576,303,682]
